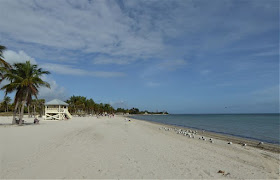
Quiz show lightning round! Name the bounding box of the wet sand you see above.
[132,117,280,153]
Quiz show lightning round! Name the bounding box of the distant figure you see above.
[34,118,39,124]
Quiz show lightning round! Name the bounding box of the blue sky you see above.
[0,0,279,113]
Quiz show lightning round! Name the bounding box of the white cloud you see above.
[41,63,88,76]
[1,0,276,65]
[38,76,68,101]
[3,50,37,64]
[41,63,125,78]
[92,55,133,65]
[0,0,278,85]
[0,0,164,60]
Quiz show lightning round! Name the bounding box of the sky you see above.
[0,0,279,114]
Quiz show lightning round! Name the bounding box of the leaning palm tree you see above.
[2,61,50,125]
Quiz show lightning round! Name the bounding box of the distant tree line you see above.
[0,97,46,117]
[66,95,114,115]
[1,94,168,116]
[65,95,168,115]
[115,107,168,115]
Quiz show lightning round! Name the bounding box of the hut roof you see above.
[45,99,68,106]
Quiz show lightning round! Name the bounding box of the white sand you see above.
[0,115,279,179]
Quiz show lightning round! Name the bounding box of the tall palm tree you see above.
[1,61,50,125]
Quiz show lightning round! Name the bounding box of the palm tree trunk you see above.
[19,93,28,125]
[28,105,30,117]
[19,102,25,125]
[12,101,19,124]
[39,104,43,117]
[33,105,36,117]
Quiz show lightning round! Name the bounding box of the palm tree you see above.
[30,99,38,117]
[86,98,95,114]
[0,45,11,82]
[0,45,9,66]
[1,61,50,125]
[37,99,45,117]
[0,45,6,56]
[65,95,117,115]
[28,99,45,117]
[2,96,11,112]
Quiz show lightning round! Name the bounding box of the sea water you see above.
[131,114,280,144]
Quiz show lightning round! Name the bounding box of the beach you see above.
[0,115,279,179]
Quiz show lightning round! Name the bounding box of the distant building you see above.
[44,99,72,120]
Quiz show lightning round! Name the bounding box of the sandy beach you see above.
[0,115,279,179]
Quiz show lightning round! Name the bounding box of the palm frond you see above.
[0,45,7,58]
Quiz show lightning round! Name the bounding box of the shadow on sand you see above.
[0,122,39,126]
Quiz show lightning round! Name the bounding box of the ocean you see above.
[130,114,280,144]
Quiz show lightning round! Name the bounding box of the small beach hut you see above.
[44,99,72,120]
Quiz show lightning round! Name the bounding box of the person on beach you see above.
[34,118,39,124]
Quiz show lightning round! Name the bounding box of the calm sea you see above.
[130,114,280,144]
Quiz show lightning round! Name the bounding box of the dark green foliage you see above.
[66,95,115,115]
[65,95,168,115]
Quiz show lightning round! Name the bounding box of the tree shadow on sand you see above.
[0,122,40,126]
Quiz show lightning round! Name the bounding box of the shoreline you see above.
[128,116,280,153]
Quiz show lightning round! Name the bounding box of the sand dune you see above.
[0,115,279,179]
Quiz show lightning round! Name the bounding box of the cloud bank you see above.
[1,0,277,66]
[41,63,125,78]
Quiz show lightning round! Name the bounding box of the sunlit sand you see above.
[0,115,279,179]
